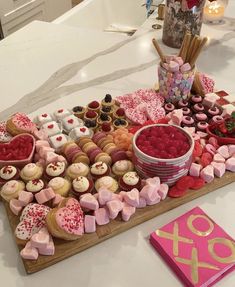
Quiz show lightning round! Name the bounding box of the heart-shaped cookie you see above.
[0,133,35,168]
[46,198,84,240]
[15,203,51,244]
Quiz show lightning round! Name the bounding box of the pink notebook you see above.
[150,207,235,287]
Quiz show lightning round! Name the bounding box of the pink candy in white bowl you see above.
[132,124,194,185]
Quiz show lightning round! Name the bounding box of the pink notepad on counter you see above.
[150,207,235,287]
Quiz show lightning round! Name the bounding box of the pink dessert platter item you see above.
[0,133,36,168]
[206,121,235,145]
[132,124,194,185]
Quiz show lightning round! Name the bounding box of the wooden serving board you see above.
[3,171,235,274]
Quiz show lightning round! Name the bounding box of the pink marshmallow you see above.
[112,193,123,201]
[225,157,235,172]
[106,200,123,219]
[228,145,235,157]
[52,194,64,207]
[184,127,196,135]
[170,109,183,126]
[10,199,23,216]
[165,55,174,63]
[121,202,136,222]
[180,63,191,72]
[140,185,160,203]
[35,187,55,204]
[118,191,126,201]
[123,188,140,207]
[33,129,48,141]
[213,153,225,163]
[197,131,208,139]
[145,177,160,189]
[174,56,184,66]
[162,63,169,70]
[200,165,214,183]
[98,187,114,205]
[217,145,230,159]
[205,144,216,155]
[211,162,226,178]
[95,208,110,225]
[34,153,40,162]
[84,215,96,233]
[80,193,99,211]
[158,184,169,200]
[169,61,179,72]
[45,152,60,165]
[202,93,220,108]
[136,196,147,208]
[31,231,50,249]
[20,241,39,260]
[189,163,202,177]
[35,140,50,152]
[38,238,55,256]
[146,195,161,206]
[18,190,33,206]
[38,146,55,158]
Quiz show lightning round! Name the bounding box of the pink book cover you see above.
[150,207,235,287]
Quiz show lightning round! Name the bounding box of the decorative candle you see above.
[204,0,225,22]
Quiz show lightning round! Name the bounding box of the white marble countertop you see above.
[0,2,235,286]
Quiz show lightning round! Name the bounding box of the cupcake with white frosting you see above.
[0,166,20,186]
[119,171,141,191]
[112,160,134,177]
[20,163,43,182]
[65,163,89,180]
[44,161,66,181]
[94,176,118,193]
[26,179,45,194]
[71,176,94,199]
[0,180,25,202]
[48,177,71,197]
[90,161,110,180]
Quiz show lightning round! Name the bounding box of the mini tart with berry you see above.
[94,176,118,193]
[0,180,25,202]
[20,163,43,182]
[101,94,115,108]
[65,162,90,180]
[48,177,71,197]
[0,166,20,186]
[113,108,125,120]
[100,106,114,118]
[90,161,111,180]
[84,110,98,126]
[98,122,114,133]
[97,113,112,126]
[112,160,134,177]
[119,171,141,191]
[72,106,86,119]
[71,176,94,199]
[26,179,45,194]
[113,118,128,129]
[44,161,66,181]
[87,101,101,114]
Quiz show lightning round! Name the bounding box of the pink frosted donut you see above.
[182,107,191,116]
[182,116,195,126]
[197,121,209,131]
[195,112,208,122]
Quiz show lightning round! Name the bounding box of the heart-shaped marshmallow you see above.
[20,241,39,260]
[217,145,230,159]
[84,215,96,233]
[18,190,33,206]
[121,202,135,221]
[123,188,140,207]
[80,193,99,211]
[106,199,123,219]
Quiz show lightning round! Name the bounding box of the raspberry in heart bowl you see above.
[132,124,194,185]
[0,133,35,168]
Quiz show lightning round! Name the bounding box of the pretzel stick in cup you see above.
[186,35,199,63]
[152,38,166,62]
[178,32,188,57]
[181,33,191,63]
[189,37,201,64]
[190,37,208,67]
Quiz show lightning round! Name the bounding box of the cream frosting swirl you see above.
[113,160,129,172]
[123,172,139,186]
[48,177,65,190]
[1,180,19,195]
[91,162,108,175]
[46,162,65,177]
[69,163,88,175]
[21,163,38,177]
[97,176,113,188]
[26,179,44,193]
[0,166,17,180]
[72,176,89,193]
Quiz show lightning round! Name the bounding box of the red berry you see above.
[200,152,213,167]
[101,122,111,132]
[168,186,186,198]
[86,110,97,118]
[191,177,205,190]
[88,101,99,109]
[116,108,125,116]
[176,176,195,191]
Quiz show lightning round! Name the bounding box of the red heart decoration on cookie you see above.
[80,127,86,133]
[48,124,54,129]
[58,109,63,113]
[42,114,48,118]
[0,133,35,168]
[15,203,50,241]
[56,136,62,141]
[68,119,74,124]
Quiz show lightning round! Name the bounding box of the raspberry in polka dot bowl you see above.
[132,124,194,185]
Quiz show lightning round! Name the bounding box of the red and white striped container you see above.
[132,124,194,185]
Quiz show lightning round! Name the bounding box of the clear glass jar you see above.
[162,0,206,48]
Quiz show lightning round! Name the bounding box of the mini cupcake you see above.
[20,163,43,182]
[0,180,25,202]
[70,126,93,140]
[37,113,53,126]
[113,108,125,120]
[87,101,101,114]
[164,103,175,113]
[44,162,66,180]
[177,99,189,108]
[61,115,83,133]
[66,163,90,180]
[113,119,128,129]
[94,176,118,192]
[53,108,71,121]
[196,121,209,132]
[194,112,208,122]
[97,113,112,126]
[181,116,195,128]
[0,166,20,186]
[210,115,224,124]
[90,161,111,180]
[71,176,94,199]
[72,106,86,119]
[192,103,205,113]
[112,160,134,177]
[84,110,98,126]
[190,94,202,104]
[207,106,222,118]
[98,122,114,133]
[119,171,141,191]
[101,106,114,118]
[48,177,71,197]
[26,179,45,194]
[182,107,192,116]
[101,94,115,108]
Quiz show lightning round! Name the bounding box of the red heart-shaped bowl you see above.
[0,133,36,168]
